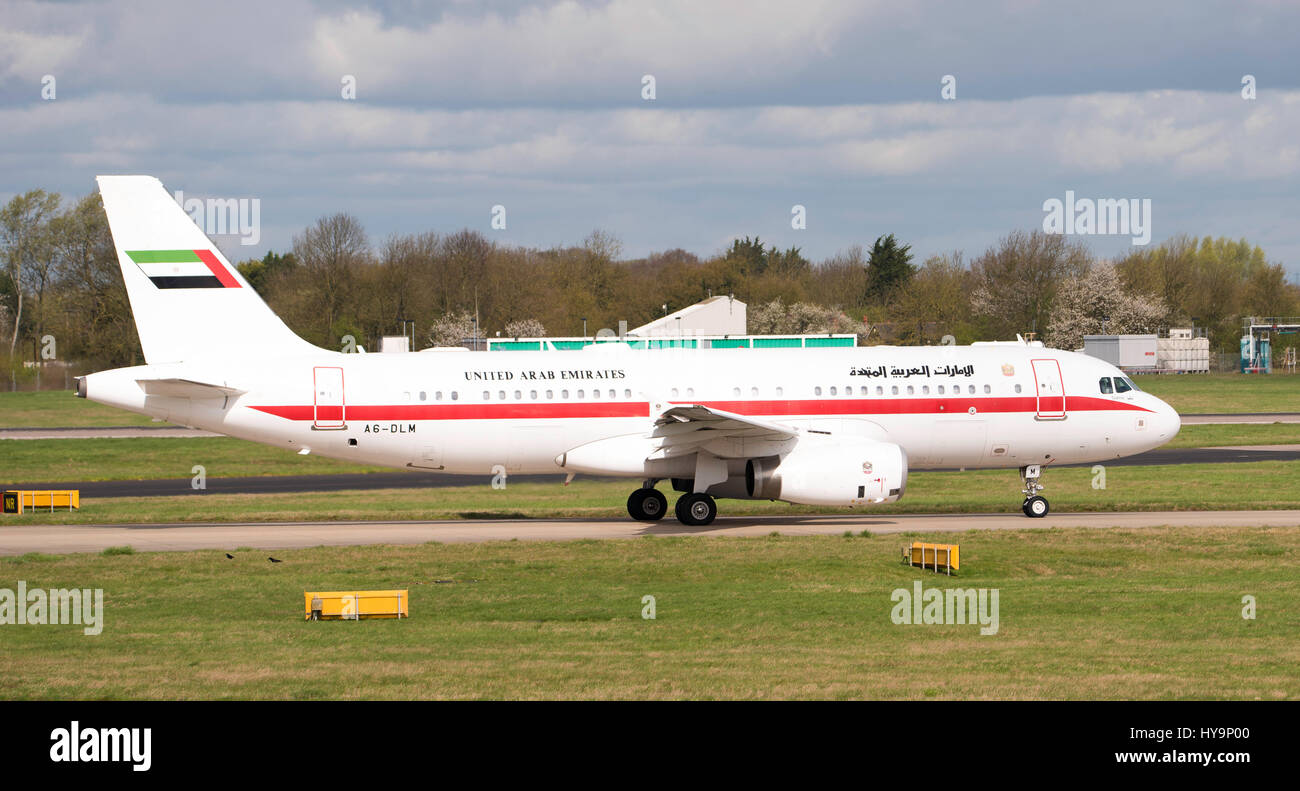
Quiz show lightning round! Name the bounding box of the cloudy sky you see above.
[3,0,1299,278]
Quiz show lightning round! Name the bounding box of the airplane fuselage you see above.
[83,342,1180,478]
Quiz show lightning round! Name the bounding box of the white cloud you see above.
[7,89,1294,185]
[0,27,84,80]
[3,0,1298,108]
[309,1,869,101]
[2,2,1298,276]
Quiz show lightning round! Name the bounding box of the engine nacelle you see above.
[746,439,908,506]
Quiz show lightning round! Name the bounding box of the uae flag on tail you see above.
[126,249,242,289]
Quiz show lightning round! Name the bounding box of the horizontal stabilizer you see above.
[135,378,245,399]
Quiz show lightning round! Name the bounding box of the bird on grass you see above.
[268,556,282,563]
[225,553,234,559]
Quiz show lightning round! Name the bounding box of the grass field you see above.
[0,437,388,483]
[1137,372,1298,414]
[1164,423,1300,447]
[4,461,1299,525]
[1,526,1295,699]
[0,391,155,428]
[2,422,1297,486]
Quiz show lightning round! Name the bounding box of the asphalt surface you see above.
[1179,413,1300,424]
[1054,445,1300,467]
[3,472,595,497]
[5,510,1298,555]
[6,445,1298,498]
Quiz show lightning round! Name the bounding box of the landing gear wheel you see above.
[627,488,668,521]
[1023,496,1049,518]
[674,493,718,526]
[1019,464,1049,518]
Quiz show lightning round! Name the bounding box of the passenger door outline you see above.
[313,366,346,429]
[1030,358,1066,419]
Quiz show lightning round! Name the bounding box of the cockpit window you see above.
[1121,376,1141,392]
[1099,377,1113,394]
[1114,377,1132,394]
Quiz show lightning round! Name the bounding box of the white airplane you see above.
[80,176,1181,525]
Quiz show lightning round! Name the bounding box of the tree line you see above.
[3,189,1298,389]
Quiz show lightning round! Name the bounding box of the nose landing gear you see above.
[1020,464,1049,518]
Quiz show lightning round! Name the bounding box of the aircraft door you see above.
[1030,358,1066,419]
[313,366,346,429]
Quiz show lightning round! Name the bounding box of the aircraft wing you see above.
[651,404,797,453]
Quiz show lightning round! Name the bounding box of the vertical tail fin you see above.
[96,175,314,364]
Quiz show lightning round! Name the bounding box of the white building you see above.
[630,296,746,337]
[483,295,854,351]
[1083,329,1209,373]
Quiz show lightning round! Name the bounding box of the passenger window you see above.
[815,386,822,395]
[906,385,914,395]
[578,389,586,399]
[498,391,505,400]
[1099,377,1113,394]
[482,391,490,400]
[937,385,945,395]
[624,389,632,398]
[1114,378,1132,394]
[546,390,553,399]
[435,391,443,400]
[983,384,991,394]
[775,386,783,397]
[1014,384,1021,394]
[859,386,867,396]
[530,390,538,399]
[875,386,883,395]
[752,387,760,397]
[891,386,899,395]
[451,391,459,401]
[968,385,975,395]
[419,391,427,401]
[922,385,930,395]
[733,387,741,397]
[830,386,837,396]
[514,390,522,399]
[561,389,569,399]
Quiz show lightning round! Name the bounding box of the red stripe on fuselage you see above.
[255,402,652,421]
[249,395,1151,422]
[195,249,241,288]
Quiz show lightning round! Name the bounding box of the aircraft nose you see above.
[1154,398,1181,440]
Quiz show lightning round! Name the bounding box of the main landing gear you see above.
[1020,464,1049,518]
[627,486,668,521]
[674,492,717,527]
[626,483,718,526]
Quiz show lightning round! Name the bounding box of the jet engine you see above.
[746,439,908,506]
